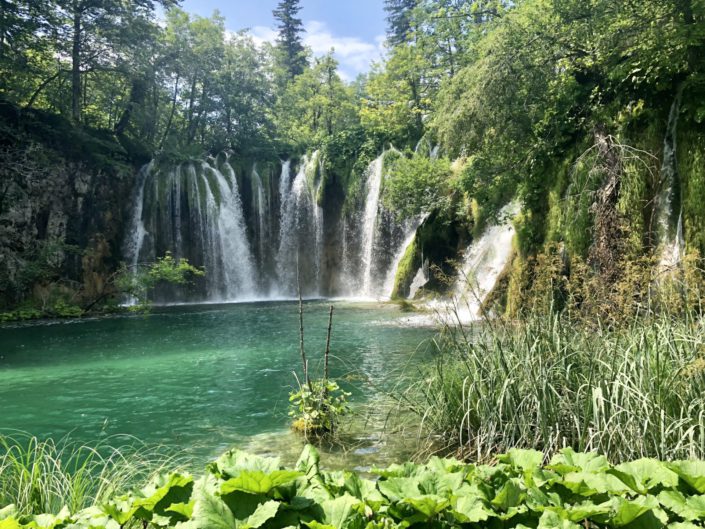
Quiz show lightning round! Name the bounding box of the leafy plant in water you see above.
[289,283,350,438]
[289,379,351,435]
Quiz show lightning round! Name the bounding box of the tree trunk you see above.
[71,2,82,123]
[160,74,180,149]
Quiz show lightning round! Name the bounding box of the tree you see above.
[272,0,307,81]
[275,53,359,149]
[384,0,418,47]
[51,0,174,123]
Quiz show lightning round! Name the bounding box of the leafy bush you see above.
[4,444,705,529]
[382,154,452,220]
[115,253,204,307]
[289,380,351,436]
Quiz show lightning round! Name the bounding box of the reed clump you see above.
[403,313,705,463]
[0,434,182,517]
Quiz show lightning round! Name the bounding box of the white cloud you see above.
[250,20,384,81]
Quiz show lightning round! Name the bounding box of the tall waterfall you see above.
[125,153,256,302]
[275,152,324,297]
[453,201,520,319]
[125,150,428,303]
[657,88,685,269]
[339,150,421,299]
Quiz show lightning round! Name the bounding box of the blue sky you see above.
[180,0,389,80]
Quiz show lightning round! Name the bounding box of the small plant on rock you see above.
[289,273,350,438]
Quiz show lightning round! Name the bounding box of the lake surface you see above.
[0,301,435,468]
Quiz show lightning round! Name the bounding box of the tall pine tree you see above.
[273,0,307,81]
[384,0,418,47]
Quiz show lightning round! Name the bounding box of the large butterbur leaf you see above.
[560,471,632,496]
[549,449,611,474]
[668,462,705,493]
[186,477,237,529]
[538,510,581,529]
[220,470,303,496]
[210,449,281,479]
[610,460,680,494]
[451,496,494,523]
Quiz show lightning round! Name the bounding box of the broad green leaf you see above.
[33,506,70,529]
[451,496,494,523]
[317,494,364,529]
[685,495,705,518]
[604,496,663,527]
[166,501,195,519]
[562,500,612,522]
[297,445,321,480]
[135,473,194,518]
[668,523,702,529]
[658,491,698,520]
[221,470,303,495]
[416,469,464,497]
[188,477,237,529]
[491,478,525,510]
[538,510,581,529]
[102,496,139,525]
[400,495,449,519]
[0,507,16,522]
[242,500,280,529]
[549,449,611,474]
[668,461,705,493]
[561,471,631,496]
[211,449,280,478]
[610,459,679,493]
[377,477,422,502]
[0,519,21,529]
[500,449,544,470]
[73,505,120,529]
[372,462,421,479]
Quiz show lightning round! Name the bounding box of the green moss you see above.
[679,129,705,256]
[391,237,420,299]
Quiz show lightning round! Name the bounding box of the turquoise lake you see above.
[0,301,435,468]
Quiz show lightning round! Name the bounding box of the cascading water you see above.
[339,150,422,299]
[360,155,385,295]
[657,87,685,269]
[453,201,520,319]
[124,161,152,272]
[128,154,256,302]
[251,165,268,272]
[275,152,324,297]
[125,150,430,303]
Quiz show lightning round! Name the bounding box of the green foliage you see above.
[404,314,705,463]
[289,380,351,436]
[116,253,204,307]
[0,434,179,518]
[383,153,452,220]
[6,443,705,529]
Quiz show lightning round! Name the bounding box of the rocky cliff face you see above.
[0,103,136,311]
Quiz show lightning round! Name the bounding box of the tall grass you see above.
[402,314,705,463]
[0,434,184,516]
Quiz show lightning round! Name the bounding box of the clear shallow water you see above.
[0,301,434,467]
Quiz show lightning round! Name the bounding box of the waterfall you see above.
[337,150,422,299]
[124,162,152,271]
[275,153,324,297]
[127,155,256,302]
[125,149,433,303]
[360,155,385,295]
[657,87,685,269]
[251,165,268,272]
[453,201,520,319]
